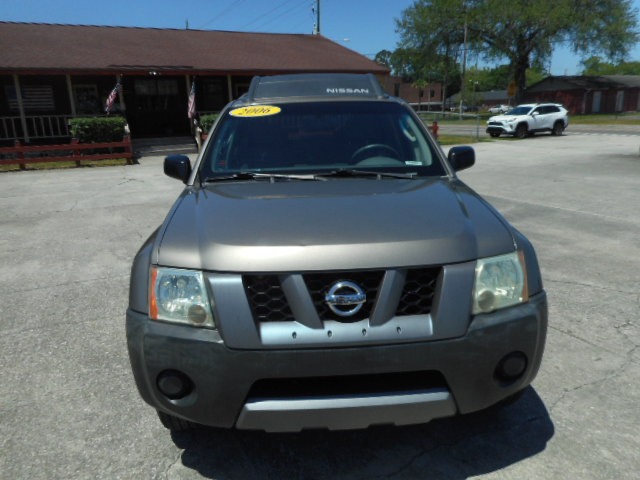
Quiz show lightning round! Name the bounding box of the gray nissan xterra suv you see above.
[126,73,547,433]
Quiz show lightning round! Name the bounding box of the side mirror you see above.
[447,146,475,172]
[164,155,192,184]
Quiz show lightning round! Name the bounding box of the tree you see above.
[395,0,466,108]
[580,56,640,75]
[374,50,394,71]
[472,64,512,91]
[462,64,546,105]
[396,0,639,103]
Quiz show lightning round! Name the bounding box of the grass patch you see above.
[570,113,640,125]
[437,134,491,145]
[0,158,130,172]
[422,111,640,126]
[420,114,489,126]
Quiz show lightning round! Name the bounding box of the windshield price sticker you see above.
[229,106,281,117]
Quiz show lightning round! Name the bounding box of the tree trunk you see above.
[514,58,529,104]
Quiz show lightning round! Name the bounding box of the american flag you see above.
[188,80,196,119]
[105,82,121,114]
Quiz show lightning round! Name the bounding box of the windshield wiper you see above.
[202,169,417,184]
[202,172,325,184]
[314,169,417,180]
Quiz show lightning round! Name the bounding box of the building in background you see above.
[0,22,388,143]
[378,76,444,111]
[525,76,640,114]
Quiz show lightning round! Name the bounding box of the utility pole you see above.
[313,0,321,34]
[459,19,467,118]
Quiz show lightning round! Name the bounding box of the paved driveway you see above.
[1,133,638,479]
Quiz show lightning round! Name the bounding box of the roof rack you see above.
[245,73,386,102]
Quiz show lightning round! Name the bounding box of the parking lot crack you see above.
[361,447,425,480]
[118,177,143,186]
[548,363,630,413]
[161,449,183,480]
[548,325,624,359]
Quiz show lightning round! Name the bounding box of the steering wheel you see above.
[350,144,401,163]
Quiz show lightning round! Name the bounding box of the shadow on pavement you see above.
[170,387,553,479]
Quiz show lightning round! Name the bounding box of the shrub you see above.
[199,114,219,132]
[69,116,127,143]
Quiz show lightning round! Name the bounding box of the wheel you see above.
[157,410,198,431]
[552,121,564,136]
[489,132,500,138]
[350,143,400,163]
[515,123,528,139]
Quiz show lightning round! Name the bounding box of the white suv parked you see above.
[488,104,510,114]
[486,103,568,138]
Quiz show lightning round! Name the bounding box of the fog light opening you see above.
[157,370,194,399]
[495,352,528,383]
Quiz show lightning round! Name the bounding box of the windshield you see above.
[506,106,533,115]
[199,101,445,179]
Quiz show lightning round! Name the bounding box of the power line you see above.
[196,0,249,30]
[289,7,317,34]
[254,3,310,31]
[241,1,309,32]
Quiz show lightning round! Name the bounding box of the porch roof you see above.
[0,22,389,75]
[528,75,640,92]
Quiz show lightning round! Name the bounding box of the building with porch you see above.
[524,75,640,114]
[0,22,389,144]
[378,76,444,111]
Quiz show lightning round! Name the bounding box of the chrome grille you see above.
[303,271,384,322]
[243,268,439,323]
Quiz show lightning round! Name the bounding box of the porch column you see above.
[227,75,233,102]
[66,74,77,116]
[12,74,29,143]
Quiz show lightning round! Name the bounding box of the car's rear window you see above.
[199,101,445,178]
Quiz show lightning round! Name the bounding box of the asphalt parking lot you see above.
[1,131,639,479]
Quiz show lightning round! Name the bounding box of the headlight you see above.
[149,267,215,328]
[472,252,528,314]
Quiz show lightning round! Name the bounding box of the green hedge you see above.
[69,116,127,143]
[199,114,219,132]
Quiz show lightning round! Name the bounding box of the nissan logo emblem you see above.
[324,281,366,317]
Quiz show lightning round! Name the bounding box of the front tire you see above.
[552,121,565,136]
[157,410,198,431]
[515,123,528,139]
[489,132,500,138]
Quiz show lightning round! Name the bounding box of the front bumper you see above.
[126,291,547,432]
[486,124,516,135]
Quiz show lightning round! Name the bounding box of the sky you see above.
[1,0,640,76]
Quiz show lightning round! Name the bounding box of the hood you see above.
[156,178,515,272]
[488,113,524,122]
